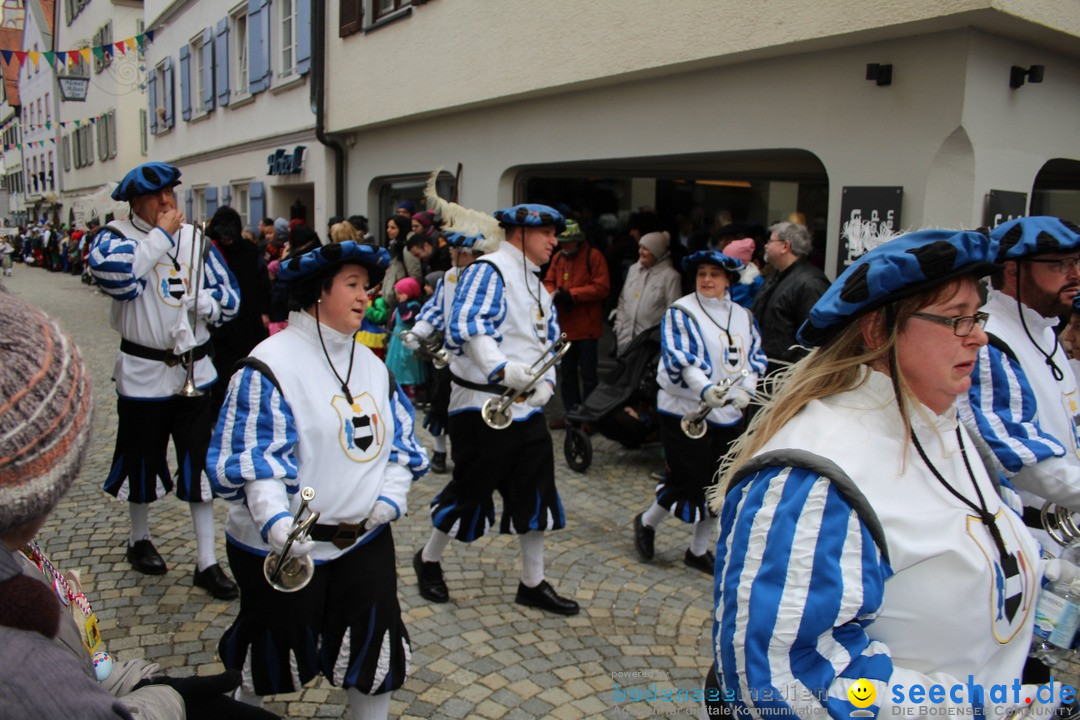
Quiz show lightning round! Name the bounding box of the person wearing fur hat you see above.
[88,161,241,599]
[709,228,1057,718]
[384,276,429,398]
[403,229,491,474]
[0,291,280,720]
[958,217,1080,566]
[413,201,581,616]
[633,250,765,574]
[613,230,682,355]
[207,241,428,720]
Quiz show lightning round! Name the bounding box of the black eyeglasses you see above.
[911,311,990,337]
[1024,257,1080,274]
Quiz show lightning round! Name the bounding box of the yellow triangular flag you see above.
[125,37,136,51]
[28,51,40,69]
[80,48,91,64]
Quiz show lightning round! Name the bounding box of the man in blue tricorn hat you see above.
[89,162,241,599]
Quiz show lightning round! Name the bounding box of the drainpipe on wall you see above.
[312,0,346,217]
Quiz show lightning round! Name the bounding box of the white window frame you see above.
[192,187,206,225]
[154,62,168,130]
[191,32,208,115]
[231,3,249,100]
[233,182,250,227]
[93,21,113,74]
[280,0,297,78]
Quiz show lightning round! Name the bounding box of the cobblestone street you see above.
[4,266,717,719]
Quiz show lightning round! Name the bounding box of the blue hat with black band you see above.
[682,250,744,274]
[493,203,567,235]
[797,229,999,347]
[991,216,1080,261]
[111,162,182,201]
[277,241,389,288]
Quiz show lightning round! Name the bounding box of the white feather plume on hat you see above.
[424,168,503,254]
[842,218,905,256]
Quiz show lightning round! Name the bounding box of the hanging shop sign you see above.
[984,190,1027,228]
[836,186,903,276]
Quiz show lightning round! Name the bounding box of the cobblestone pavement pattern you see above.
[4,267,721,719]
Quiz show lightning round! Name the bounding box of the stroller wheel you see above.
[564,427,592,473]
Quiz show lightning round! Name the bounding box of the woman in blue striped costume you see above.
[710,229,1056,718]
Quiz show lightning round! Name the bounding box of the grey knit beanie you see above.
[639,231,671,262]
[0,291,93,535]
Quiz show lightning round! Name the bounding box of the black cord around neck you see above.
[313,303,357,404]
[1015,267,1064,381]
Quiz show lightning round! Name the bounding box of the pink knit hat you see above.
[723,237,755,264]
[394,277,421,300]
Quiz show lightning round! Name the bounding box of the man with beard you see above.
[960,217,1080,565]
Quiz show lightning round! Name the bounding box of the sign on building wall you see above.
[268,146,306,175]
[836,186,903,276]
[984,190,1027,229]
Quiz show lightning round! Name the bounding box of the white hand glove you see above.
[366,500,398,527]
[722,385,752,410]
[266,516,316,559]
[527,381,554,408]
[702,384,727,408]
[180,291,217,321]
[502,361,534,392]
[401,332,421,351]
[169,314,197,354]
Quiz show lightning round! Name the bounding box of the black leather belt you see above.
[120,338,212,367]
[450,373,509,395]
[309,521,368,550]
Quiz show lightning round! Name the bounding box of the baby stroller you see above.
[563,325,662,472]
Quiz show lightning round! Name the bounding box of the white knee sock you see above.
[519,531,545,588]
[432,434,447,453]
[129,503,151,544]
[189,501,218,571]
[422,529,450,563]
[234,687,264,707]
[347,688,391,720]
[641,502,667,529]
[690,519,714,557]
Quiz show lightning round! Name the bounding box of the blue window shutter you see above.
[185,189,193,219]
[179,45,191,121]
[201,27,215,111]
[163,56,175,129]
[250,181,265,222]
[221,184,232,207]
[206,186,218,215]
[248,0,271,94]
[296,0,311,76]
[148,69,158,134]
[215,19,230,106]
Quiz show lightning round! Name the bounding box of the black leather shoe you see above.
[413,549,449,603]
[634,513,655,561]
[431,451,447,475]
[515,580,580,616]
[684,549,715,576]
[193,563,240,600]
[126,539,167,575]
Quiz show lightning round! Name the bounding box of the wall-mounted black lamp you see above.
[865,63,892,86]
[1010,65,1044,89]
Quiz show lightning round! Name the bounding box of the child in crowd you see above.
[385,277,429,398]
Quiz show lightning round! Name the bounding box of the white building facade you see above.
[19,0,57,225]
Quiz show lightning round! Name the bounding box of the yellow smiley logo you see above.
[848,678,876,709]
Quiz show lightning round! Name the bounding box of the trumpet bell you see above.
[263,552,315,593]
[481,397,513,430]
[679,417,708,440]
[177,374,204,397]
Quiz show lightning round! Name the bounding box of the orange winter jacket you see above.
[542,245,611,341]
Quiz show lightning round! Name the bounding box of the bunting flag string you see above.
[1,111,113,151]
[0,29,154,72]
[9,112,108,135]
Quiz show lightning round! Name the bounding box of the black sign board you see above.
[984,190,1027,229]
[268,146,306,176]
[836,186,903,277]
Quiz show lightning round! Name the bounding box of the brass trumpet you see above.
[264,487,320,593]
[399,331,449,369]
[1041,500,1080,547]
[481,334,571,430]
[178,223,209,397]
[680,369,751,439]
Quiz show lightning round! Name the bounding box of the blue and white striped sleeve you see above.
[416,277,446,332]
[202,244,240,326]
[88,226,176,300]
[747,316,768,378]
[961,343,1080,507]
[207,365,299,503]
[660,306,712,395]
[714,466,978,718]
[376,380,430,518]
[446,262,505,351]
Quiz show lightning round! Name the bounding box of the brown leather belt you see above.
[308,521,368,549]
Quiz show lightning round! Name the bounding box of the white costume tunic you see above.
[656,291,766,427]
[89,216,239,398]
[446,243,559,421]
[208,310,429,563]
[960,290,1080,540]
[715,370,1042,719]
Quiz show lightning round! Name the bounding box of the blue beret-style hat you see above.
[493,204,567,234]
[681,250,744,274]
[442,230,485,249]
[277,241,389,287]
[111,162,182,201]
[991,216,1080,261]
[797,229,999,347]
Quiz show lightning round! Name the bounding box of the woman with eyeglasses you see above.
[709,228,1058,718]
